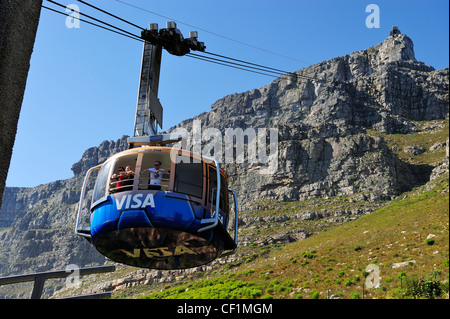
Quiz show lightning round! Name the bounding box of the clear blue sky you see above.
[5,0,449,188]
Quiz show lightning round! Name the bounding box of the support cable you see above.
[42,5,144,43]
[46,0,142,41]
[42,1,323,83]
[76,0,145,31]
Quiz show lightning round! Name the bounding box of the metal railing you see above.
[109,176,135,193]
[198,157,221,232]
[109,172,170,192]
[137,171,170,190]
[0,265,115,299]
[75,164,102,239]
[221,188,239,257]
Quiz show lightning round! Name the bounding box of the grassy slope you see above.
[368,119,449,166]
[114,175,448,299]
[111,119,449,299]
[48,119,448,299]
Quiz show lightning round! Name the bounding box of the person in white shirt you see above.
[143,161,166,189]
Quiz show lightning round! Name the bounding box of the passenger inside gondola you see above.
[124,166,134,190]
[108,153,139,193]
[110,167,127,192]
[139,152,171,191]
[142,161,167,190]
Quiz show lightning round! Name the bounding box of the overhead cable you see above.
[204,51,290,75]
[42,1,321,83]
[43,2,425,103]
[76,0,145,31]
[42,4,144,43]
[112,0,310,65]
[188,53,285,77]
[198,51,323,82]
[186,54,283,78]
[45,0,142,41]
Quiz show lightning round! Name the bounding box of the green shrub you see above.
[350,292,361,299]
[404,277,448,299]
[398,272,407,280]
[140,277,265,299]
[271,279,279,286]
[243,269,255,276]
[302,252,315,259]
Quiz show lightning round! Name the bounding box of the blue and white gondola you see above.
[75,138,238,270]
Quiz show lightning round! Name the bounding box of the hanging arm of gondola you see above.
[221,188,239,257]
[75,164,102,240]
[198,157,221,232]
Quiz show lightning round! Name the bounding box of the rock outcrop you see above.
[70,136,129,176]
[168,33,448,205]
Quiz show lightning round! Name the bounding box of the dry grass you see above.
[132,176,448,299]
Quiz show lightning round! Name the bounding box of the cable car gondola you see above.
[75,22,238,270]
[75,134,238,270]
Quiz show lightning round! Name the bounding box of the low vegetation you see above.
[109,175,448,299]
[368,119,449,166]
[51,119,450,299]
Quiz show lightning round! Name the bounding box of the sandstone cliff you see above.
[168,34,448,204]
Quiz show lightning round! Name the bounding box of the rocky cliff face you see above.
[0,136,130,279]
[0,33,448,282]
[169,34,448,204]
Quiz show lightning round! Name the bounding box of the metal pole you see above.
[30,276,46,299]
[134,40,163,137]
[0,265,116,299]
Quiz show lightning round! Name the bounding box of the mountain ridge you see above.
[0,32,448,298]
